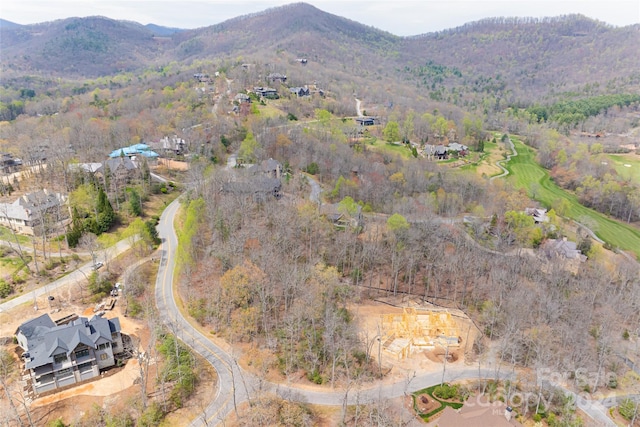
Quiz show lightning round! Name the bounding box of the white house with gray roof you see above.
[0,190,69,236]
[16,313,123,396]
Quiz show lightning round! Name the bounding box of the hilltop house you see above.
[0,190,69,236]
[253,87,279,99]
[266,73,287,84]
[289,86,310,97]
[16,314,124,396]
[70,157,142,196]
[193,73,211,83]
[159,135,186,155]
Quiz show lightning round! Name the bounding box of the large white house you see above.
[16,314,124,396]
[0,190,69,236]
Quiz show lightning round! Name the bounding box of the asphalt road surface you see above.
[154,197,621,426]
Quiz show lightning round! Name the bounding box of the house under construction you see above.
[380,307,460,359]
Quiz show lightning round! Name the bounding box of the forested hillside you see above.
[2,3,639,102]
[1,2,640,426]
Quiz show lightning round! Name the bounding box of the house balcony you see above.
[73,353,95,365]
[53,360,73,371]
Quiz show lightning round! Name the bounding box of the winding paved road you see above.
[154,195,623,426]
[155,198,252,425]
[0,236,139,313]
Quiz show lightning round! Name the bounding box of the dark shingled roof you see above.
[16,314,121,370]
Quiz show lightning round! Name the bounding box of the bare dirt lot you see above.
[236,297,477,393]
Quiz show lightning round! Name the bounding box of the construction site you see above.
[355,298,478,370]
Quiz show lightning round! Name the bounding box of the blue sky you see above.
[1,1,639,36]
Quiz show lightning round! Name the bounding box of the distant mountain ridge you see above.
[0,2,638,100]
[0,18,23,29]
[144,23,185,36]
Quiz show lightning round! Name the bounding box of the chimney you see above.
[505,406,513,421]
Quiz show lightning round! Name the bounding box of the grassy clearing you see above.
[0,251,30,277]
[0,226,30,244]
[503,137,640,259]
[97,191,179,248]
[256,102,284,119]
[461,141,504,176]
[606,154,640,185]
[367,139,413,159]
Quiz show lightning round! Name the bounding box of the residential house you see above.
[305,82,325,96]
[159,135,186,155]
[425,397,522,427]
[422,144,437,159]
[0,153,22,173]
[96,157,139,196]
[70,157,141,193]
[249,158,283,179]
[16,313,124,396]
[289,86,310,97]
[253,87,279,99]
[435,145,448,159]
[447,142,469,156]
[222,177,282,202]
[193,73,211,83]
[355,117,375,126]
[541,238,587,262]
[69,162,102,175]
[0,190,69,236]
[267,73,287,84]
[235,93,251,103]
[320,203,363,229]
[524,207,549,223]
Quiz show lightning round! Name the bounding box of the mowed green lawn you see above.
[606,154,640,186]
[504,137,640,259]
[368,140,413,159]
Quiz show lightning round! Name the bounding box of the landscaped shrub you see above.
[433,383,459,400]
[412,384,464,421]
